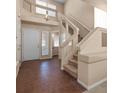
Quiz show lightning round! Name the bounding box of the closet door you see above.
[22,27,40,61]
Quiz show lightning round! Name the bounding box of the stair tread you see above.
[74,53,78,57]
[64,64,77,74]
[69,58,77,64]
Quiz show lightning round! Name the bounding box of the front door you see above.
[41,31,51,59]
[22,28,40,61]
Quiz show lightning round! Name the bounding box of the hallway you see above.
[16,56,86,93]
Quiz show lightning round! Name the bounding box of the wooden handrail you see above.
[58,13,79,35]
[69,14,90,32]
[61,15,79,34]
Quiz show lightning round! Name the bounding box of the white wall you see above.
[80,28,107,54]
[64,0,94,30]
[20,0,64,26]
[21,9,59,26]
[22,23,59,31]
[16,0,22,62]
[78,59,107,89]
[84,0,107,12]
[16,0,22,77]
[94,7,107,28]
[46,0,64,14]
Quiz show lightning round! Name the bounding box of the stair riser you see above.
[73,55,78,60]
[68,61,77,68]
[63,67,77,78]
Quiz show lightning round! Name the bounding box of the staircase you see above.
[58,13,90,79]
[78,34,83,42]
[62,34,84,78]
[63,51,78,78]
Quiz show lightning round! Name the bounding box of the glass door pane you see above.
[41,31,49,56]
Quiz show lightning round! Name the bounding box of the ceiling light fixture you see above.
[44,0,49,21]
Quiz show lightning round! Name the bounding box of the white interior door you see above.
[22,28,40,61]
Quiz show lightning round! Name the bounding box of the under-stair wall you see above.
[77,27,107,90]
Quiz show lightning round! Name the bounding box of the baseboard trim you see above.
[16,61,22,78]
[77,79,88,89]
[77,78,107,90]
[61,67,64,70]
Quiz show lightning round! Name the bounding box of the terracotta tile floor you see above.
[16,56,86,93]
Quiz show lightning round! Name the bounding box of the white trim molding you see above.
[77,78,107,90]
[16,61,22,77]
[61,67,64,70]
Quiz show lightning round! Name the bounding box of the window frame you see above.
[35,0,57,17]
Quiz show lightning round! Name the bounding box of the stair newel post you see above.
[65,21,69,40]
[60,46,64,70]
[58,17,63,60]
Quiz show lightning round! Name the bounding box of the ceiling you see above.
[53,0,65,4]
[49,0,107,11]
[83,0,107,11]
[84,0,107,4]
